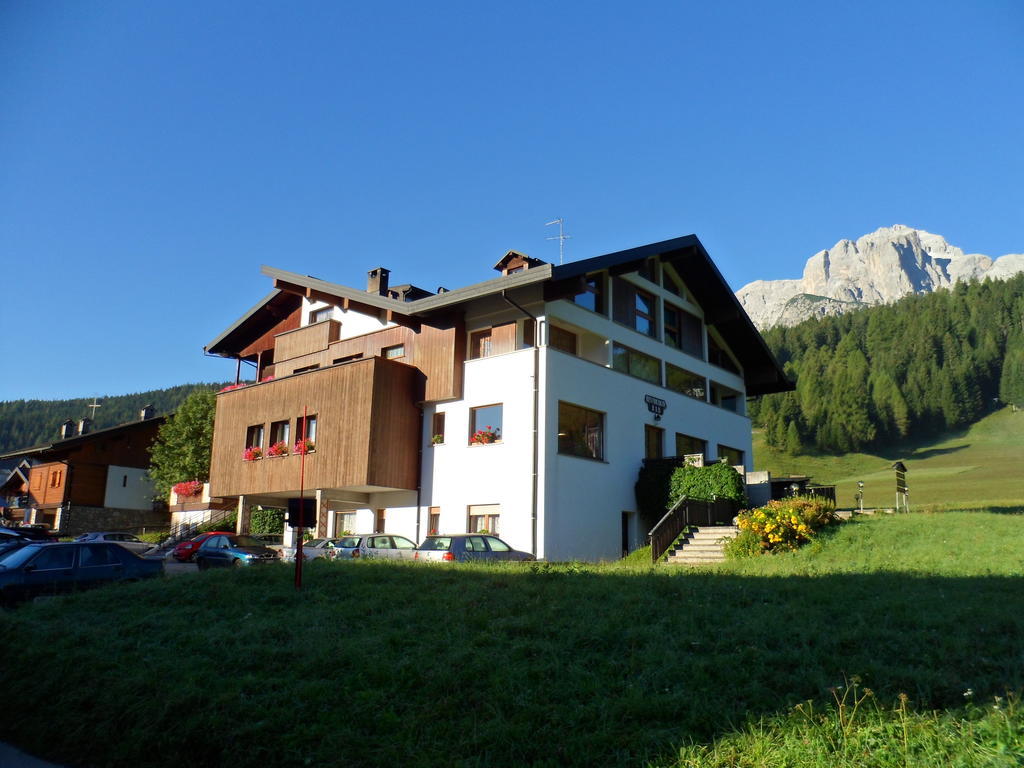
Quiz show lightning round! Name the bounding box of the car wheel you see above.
[231,558,241,568]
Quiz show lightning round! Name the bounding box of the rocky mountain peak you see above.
[736,225,1023,329]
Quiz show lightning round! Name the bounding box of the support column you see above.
[315,489,328,538]
[325,501,337,538]
[236,496,252,534]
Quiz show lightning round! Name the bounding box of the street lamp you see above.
[857,481,864,513]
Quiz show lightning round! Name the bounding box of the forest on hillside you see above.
[751,273,1024,454]
[0,383,228,453]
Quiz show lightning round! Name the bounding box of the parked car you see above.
[0,536,33,563]
[414,534,535,562]
[0,541,163,606]
[194,534,279,570]
[0,525,58,542]
[74,532,155,556]
[327,534,418,560]
[286,538,344,561]
[171,531,234,562]
[253,533,285,555]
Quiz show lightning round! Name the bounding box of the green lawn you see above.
[753,407,1024,511]
[1,512,1022,767]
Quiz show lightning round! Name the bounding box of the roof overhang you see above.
[205,289,303,358]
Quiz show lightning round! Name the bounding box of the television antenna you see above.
[545,218,571,265]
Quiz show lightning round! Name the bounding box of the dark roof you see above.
[0,415,167,461]
[205,289,302,357]
[210,235,792,396]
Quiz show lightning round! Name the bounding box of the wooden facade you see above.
[209,357,423,499]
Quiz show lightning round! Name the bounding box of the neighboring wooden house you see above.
[0,409,167,535]
[205,235,793,561]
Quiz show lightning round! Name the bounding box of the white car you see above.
[74,532,155,556]
[327,534,418,560]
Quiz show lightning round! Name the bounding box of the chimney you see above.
[367,267,390,296]
[437,286,449,294]
[78,418,91,435]
[60,420,75,439]
[140,404,155,421]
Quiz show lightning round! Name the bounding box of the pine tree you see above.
[785,421,802,455]
[1000,337,1024,408]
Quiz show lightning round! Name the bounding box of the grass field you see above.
[1,511,1022,766]
[753,406,1024,511]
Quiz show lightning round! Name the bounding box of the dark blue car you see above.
[0,542,163,606]
[194,534,279,570]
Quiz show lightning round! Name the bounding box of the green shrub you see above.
[137,532,167,544]
[723,529,763,559]
[668,461,748,507]
[737,495,839,553]
[634,461,677,517]
[250,507,285,535]
[197,514,236,534]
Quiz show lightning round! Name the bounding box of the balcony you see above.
[209,357,423,499]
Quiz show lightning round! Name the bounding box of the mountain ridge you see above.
[737,225,1024,328]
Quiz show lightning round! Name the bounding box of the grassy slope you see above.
[753,406,1024,511]
[1,513,1022,767]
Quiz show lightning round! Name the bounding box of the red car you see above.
[172,531,234,562]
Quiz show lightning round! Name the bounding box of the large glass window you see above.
[664,304,703,357]
[710,382,742,413]
[245,424,264,449]
[612,277,657,338]
[708,333,739,373]
[665,364,707,401]
[611,343,661,385]
[675,433,707,460]
[718,445,744,466]
[269,420,290,447]
[469,404,503,444]
[572,274,605,314]
[557,402,604,461]
[296,414,317,444]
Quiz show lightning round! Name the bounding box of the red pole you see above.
[294,405,308,590]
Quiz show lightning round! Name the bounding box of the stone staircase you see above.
[664,525,739,565]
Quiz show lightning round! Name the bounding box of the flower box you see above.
[266,441,289,457]
[294,438,315,455]
[243,446,263,461]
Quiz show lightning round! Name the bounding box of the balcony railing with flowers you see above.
[172,480,204,498]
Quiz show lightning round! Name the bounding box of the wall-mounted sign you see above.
[644,395,667,417]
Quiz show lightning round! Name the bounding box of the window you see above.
[293,363,320,374]
[645,425,664,459]
[710,382,742,413]
[333,353,363,364]
[665,364,707,401]
[49,470,62,488]
[431,412,445,445]
[522,319,535,348]
[675,433,707,460]
[32,472,42,490]
[80,544,119,567]
[611,343,661,385]
[572,274,605,314]
[557,402,604,461]
[245,424,265,449]
[612,277,657,338]
[469,404,502,444]
[468,504,500,534]
[718,445,744,466]
[469,323,516,359]
[309,306,333,324]
[485,536,510,552]
[122,474,128,488]
[708,334,740,373]
[662,267,686,298]
[428,507,441,536]
[334,511,356,535]
[269,420,290,446]
[296,414,317,444]
[31,547,75,571]
[664,305,703,358]
[374,509,386,534]
[382,344,405,359]
[637,257,658,283]
[549,325,578,355]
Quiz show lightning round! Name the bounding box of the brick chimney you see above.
[367,267,390,296]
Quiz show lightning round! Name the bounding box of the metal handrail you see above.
[648,495,740,563]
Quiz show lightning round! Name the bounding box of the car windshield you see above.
[230,535,264,548]
[418,537,451,551]
[0,544,46,569]
[335,537,361,548]
[307,539,326,547]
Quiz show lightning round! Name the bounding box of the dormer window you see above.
[493,250,547,276]
[309,307,333,324]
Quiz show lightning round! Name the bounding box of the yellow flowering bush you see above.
[735,496,839,553]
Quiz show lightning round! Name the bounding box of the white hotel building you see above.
[205,236,791,561]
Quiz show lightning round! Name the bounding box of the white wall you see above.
[420,347,538,555]
[103,466,156,510]
[301,298,396,339]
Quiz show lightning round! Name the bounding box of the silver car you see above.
[328,534,418,560]
[74,532,155,556]
[413,534,534,562]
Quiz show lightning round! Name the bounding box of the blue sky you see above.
[1,1,1022,401]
